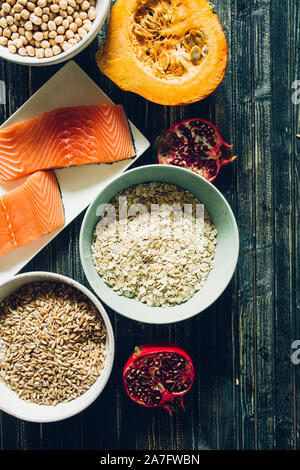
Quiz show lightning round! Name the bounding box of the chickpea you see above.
[11,32,19,40]
[0,18,7,28]
[26,44,35,56]
[20,9,30,20]
[44,46,53,57]
[52,44,61,55]
[59,0,68,10]
[48,20,56,30]
[24,20,33,30]
[34,7,42,16]
[37,0,47,7]
[56,25,64,34]
[18,46,27,55]
[10,24,17,32]
[35,47,44,57]
[27,2,35,12]
[81,0,90,10]
[62,40,71,51]
[3,27,11,38]
[2,3,11,14]
[14,4,23,13]
[48,30,56,38]
[24,30,33,40]
[8,44,17,53]
[30,14,42,25]
[54,34,63,43]
[6,15,14,25]
[41,14,48,21]
[0,36,8,45]
[65,29,73,39]
[69,22,77,32]
[68,37,76,46]
[50,4,59,13]
[54,15,62,25]
[62,18,69,28]
[41,39,49,48]
[33,31,43,41]
[20,35,28,45]
[79,11,87,20]
[74,17,82,27]
[88,7,96,20]
[77,26,86,38]
[13,37,23,48]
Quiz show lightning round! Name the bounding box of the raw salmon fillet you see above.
[0,104,136,182]
[0,171,64,256]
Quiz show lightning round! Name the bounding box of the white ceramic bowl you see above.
[80,165,239,324]
[0,0,110,66]
[0,271,115,422]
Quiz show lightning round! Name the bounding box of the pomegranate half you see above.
[123,343,194,415]
[157,118,237,182]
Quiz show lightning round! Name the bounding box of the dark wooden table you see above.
[0,0,299,451]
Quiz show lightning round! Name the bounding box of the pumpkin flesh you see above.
[96,0,228,106]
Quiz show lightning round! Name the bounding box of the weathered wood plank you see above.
[293,0,300,451]
[232,0,256,449]
[271,0,295,450]
[252,0,276,450]
[213,0,237,450]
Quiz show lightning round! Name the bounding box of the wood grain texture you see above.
[0,0,299,450]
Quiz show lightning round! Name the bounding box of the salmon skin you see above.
[0,104,136,182]
[0,171,64,256]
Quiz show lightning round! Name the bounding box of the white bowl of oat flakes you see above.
[0,0,110,65]
[0,271,114,422]
[80,164,239,324]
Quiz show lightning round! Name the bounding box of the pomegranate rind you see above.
[123,343,195,413]
[157,118,237,182]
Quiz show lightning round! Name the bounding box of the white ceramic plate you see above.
[0,60,150,283]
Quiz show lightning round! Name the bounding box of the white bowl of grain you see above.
[80,164,239,324]
[0,0,110,65]
[0,271,114,422]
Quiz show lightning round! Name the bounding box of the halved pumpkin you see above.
[96,0,228,106]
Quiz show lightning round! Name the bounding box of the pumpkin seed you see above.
[191,45,202,63]
[184,32,195,49]
[192,30,206,47]
[202,44,208,57]
[137,49,144,60]
[156,65,165,75]
[159,51,170,71]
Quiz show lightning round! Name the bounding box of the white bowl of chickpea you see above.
[0,0,110,65]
